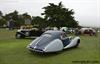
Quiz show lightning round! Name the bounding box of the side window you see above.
[60,32,67,39]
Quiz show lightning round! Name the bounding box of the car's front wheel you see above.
[16,33,25,39]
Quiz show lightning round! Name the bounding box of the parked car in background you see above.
[79,28,96,36]
[15,25,44,39]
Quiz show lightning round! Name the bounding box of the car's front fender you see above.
[64,37,80,49]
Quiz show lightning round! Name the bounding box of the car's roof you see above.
[44,30,63,35]
[43,30,66,38]
[36,30,63,49]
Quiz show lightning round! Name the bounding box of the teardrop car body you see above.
[27,30,80,53]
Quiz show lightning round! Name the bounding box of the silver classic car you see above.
[27,30,80,53]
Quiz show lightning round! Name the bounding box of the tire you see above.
[75,39,80,47]
[16,33,25,39]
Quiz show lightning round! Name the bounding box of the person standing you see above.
[7,19,15,30]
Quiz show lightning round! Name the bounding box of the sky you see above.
[0,0,100,27]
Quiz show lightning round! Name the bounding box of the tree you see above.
[42,2,78,28]
[0,11,6,27]
[22,13,31,19]
[32,16,47,29]
[0,18,6,27]
[0,11,3,16]
[4,10,18,20]
[4,11,32,27]
[14,12,32,27]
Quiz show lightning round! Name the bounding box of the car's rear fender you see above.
[43,39,63,52]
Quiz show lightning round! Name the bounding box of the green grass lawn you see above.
[0,28,100,64]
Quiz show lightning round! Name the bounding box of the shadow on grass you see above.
[27,47,81,58]
[27,50,60,58]
[62,46,81,52]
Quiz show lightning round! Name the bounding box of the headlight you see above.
[18,30,21,32]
